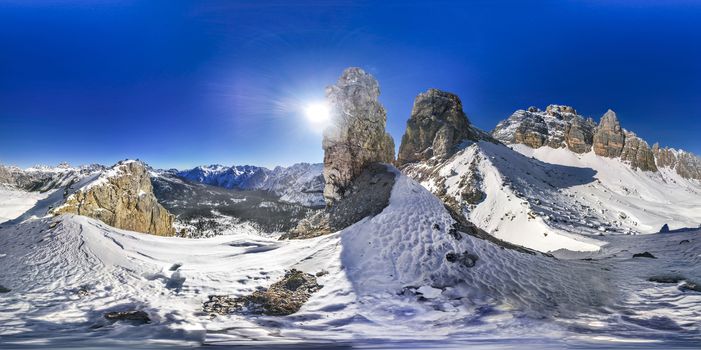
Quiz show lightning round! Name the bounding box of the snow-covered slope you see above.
[174,163,324,207]
[403,141,701,252]
[1,169,700,347]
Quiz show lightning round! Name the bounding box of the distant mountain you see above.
[492,105,701,179]
[173,163,324,207]
[0,162,105,192]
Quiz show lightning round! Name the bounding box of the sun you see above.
[304,102,330,124]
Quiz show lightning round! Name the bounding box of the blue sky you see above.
[1,0,700,169]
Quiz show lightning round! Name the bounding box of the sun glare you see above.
[304,102,330,124]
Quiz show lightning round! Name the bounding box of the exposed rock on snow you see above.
[53,160,175,236]
[632,251,657,259]
[397,88,490,166]
[203,269,321,316]
[322,67,395,204]
[104,310,151,325]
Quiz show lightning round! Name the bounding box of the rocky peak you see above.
[494,105,701,176]
[322,67,395,204]
[53,160,175,236]
[397,88,487,166]
[592,109,625,158]
[492,105,595,153]
[545,104,577,117]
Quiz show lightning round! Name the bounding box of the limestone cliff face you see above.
[620,131,657,172]
[492,106,695,174]
[397,89,488,166]
[492,105,597,154]
[322,67,395,204]
[652,144,701,180]
[592,110,625,158]
[53,160,175,236]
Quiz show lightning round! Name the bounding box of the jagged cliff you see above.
[493,105,698,176]
[53,160,175,236]
[397,88,491,166]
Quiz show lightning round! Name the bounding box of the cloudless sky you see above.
[1,0,700,169]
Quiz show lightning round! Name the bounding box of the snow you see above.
[1,170,700,347]
[0,186,50,224]
[405,141,701,253]
[511,144,701,233]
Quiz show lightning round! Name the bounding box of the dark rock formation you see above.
[659,224,670,233]
[648,275,683,284]
[397,89,487,166]
[203,269,321,316]
[104,310,151,324]
[632,251,657,259]
[593,109,625,158]
[445,251,479,268]
[53,160,175,236]
[322,67,395,205]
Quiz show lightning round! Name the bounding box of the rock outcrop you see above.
[53,160,175,236]
[203,269,322,316]
[592,109,625,158]
[397,89,488,166]
[322,67,395,204]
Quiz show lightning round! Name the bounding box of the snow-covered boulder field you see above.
[1,170,700,347]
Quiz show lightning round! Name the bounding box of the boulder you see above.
[322,67,395,204]
[397,89,485,165]
[593,109,625,157]
[53,160,175,236]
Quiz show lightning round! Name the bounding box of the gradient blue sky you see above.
[1,0,700,169]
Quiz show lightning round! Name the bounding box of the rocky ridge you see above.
[53,160,175,236]
[493,105,699,176]
[0,163,105,192]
